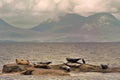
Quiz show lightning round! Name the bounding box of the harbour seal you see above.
[37,61,52,65]
[16,59,30,65]
[66,58,81,63]
[34,64,50,69]
[60,65,71,72]
[64,63,81,68]
[101,64,109,69]
[21,69,34,75]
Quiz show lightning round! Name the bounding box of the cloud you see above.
[73,0,109,16]
[0,0,120,28]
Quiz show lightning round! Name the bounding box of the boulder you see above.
[32,69,70,76]
[21,68,34,75]
[2,64,31,73]
[79,64,101,72]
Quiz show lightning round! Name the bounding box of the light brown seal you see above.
[16,59,30,65]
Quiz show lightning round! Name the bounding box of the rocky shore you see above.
[1,58,120,76]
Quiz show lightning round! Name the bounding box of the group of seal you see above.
[15,58,86,72]
[15,58,86,71]
[60,58,86,71]
[2,58,113,76]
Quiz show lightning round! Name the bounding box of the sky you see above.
[0,0,120,29]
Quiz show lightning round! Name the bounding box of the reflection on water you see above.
[0,43,120,80]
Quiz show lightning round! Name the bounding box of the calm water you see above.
[0,42,120,80]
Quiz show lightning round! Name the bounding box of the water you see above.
[0,42,120,80]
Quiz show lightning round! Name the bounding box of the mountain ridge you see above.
[1,13,120,42]
[31,13,120,42]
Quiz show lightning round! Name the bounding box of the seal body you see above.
[37,61,52,65]
[101,64,108,69]
[60,65,71,72]
[16,59,30,65]
[64,63,81,68]
[66,58,81,63]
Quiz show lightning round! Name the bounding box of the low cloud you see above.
[0,0,120,28]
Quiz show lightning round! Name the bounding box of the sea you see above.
[0,42,120,80]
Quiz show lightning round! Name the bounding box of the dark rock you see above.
[2,64,31,73]
[21,69,34,75]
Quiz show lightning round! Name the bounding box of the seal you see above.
[16,59,30,65]
[34,64,50,69]
[66,58,81,63]
[101,64,109,69]
[64,63,81,68]
[60,65,71,72]
[37,61,52,65]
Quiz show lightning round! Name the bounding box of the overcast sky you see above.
[0,0,120,28]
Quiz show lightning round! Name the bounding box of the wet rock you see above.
[32,68,70,76]
[79,64,101,72]
[2,64,31,73]
[21,69,34,75]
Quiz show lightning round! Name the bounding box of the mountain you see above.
[0,19,46,42]
[1,13,120,42]
[31,13,120,42]
[31,14,85,33]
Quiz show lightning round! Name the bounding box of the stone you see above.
[2,64,31,73]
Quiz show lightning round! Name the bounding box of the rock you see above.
[79,64,101,72]
[21,68,34,75]
[2,64,31,73]
[32,68,70,76]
